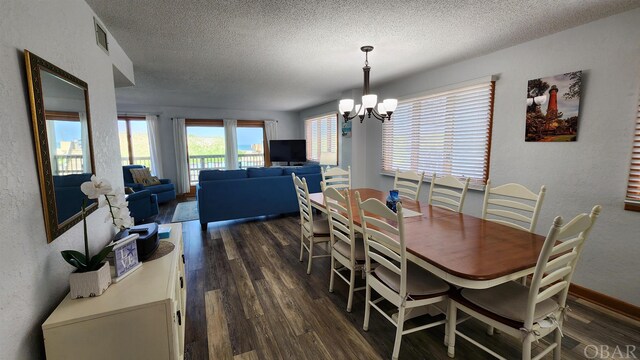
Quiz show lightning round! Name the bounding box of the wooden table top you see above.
[309,188,547,281]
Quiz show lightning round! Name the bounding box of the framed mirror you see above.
[24,50,97,243]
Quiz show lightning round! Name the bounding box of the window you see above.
[305,113,338,165]
[624,99,640,211]
[382,81,495,187]
[118,116,152,172]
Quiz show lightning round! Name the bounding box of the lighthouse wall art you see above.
[525,71,582,142]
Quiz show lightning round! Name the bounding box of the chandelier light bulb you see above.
[383,99,398,113]
[377,103,387,114]
[362,94,378,110]
[339,99,354,114]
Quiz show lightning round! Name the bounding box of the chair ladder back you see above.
[393,170,425,201]
[524,205,601,329]
[322,166,351,190]
[356,192,408,297]
[482,180,546,233]
[428,173,470,212]
[292,173,314,231]
[324,187,356,255]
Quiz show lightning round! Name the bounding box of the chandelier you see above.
[339,46,397,123]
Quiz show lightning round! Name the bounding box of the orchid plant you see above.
[61,176,134,273]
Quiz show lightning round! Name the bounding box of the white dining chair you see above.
[428,174,471,213]
[322,166,351,190]
[446,205,601,360]
[324,187,365,312]
[356,192,450,360]
[292,173,331,274]
[393,170,425,201]
[482,180,546,233]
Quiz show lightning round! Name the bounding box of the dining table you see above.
[308,188,548,290]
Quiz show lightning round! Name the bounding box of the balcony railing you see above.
[121,157,152,169]
[53,155,85,175]
[53,154,263,183]
[189,154,265,184]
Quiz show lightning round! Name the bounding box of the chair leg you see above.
[487,326,495,335]
[391,306,406,360]
[307,237,314,274]
[447,301,457,358]
[553,327,562,360]
[522,337,532,360]
[299,230,304,262]
[363,281,371,331]
[329,254,335,293]
[346,267,355,312]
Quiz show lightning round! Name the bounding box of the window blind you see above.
[305,113,338,165]
[382,81,495,187]
[625,101,640,206]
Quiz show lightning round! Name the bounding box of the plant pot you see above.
[69,262,112,299]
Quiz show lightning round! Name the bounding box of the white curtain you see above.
[264,120,278,147]
[146,114,164,177]
[224,119,238,170]
[173,118,190,194]
[79,112,91,173]
[46,121,58,174]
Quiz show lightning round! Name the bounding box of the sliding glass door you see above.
[118,116,152,171]
[186,120,226,186]
[185,119,268,190]
[236,122,267,169]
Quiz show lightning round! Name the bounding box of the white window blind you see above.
[625,100,640,206]
[305,113,338,165]
[382,81,495,187]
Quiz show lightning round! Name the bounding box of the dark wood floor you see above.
[153,200,640,360]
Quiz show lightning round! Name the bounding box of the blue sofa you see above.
[123,165,177,204]
[197,165,322,230]
[53,173,94,224]
[127,190,159,223]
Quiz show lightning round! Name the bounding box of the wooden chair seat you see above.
[304,219,331,236]
[460,282,559,324]
[373,263,450,297]
[333,236,366,261]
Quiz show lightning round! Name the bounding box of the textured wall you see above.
[300,9,640,305]
[366,10,640,305]
[116,104,301,183]
[0,0,132,358]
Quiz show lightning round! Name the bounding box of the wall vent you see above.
[94,17,109,54]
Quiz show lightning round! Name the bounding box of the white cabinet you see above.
[42,223,186,360]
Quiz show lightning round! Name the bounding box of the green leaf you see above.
[87,244,116,271]
[61,250,88,271]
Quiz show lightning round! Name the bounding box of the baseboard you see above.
[569,283,640,321]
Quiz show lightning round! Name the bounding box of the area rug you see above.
[171,201,199,223]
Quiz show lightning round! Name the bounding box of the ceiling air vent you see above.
[94,17,109,54]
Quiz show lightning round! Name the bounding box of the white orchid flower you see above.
[80,176,133,230]
[80,175,113,199]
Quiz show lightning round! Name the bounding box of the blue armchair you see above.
[122,165,177,204]
[127,189,159,223]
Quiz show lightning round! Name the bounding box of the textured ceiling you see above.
[87,0,639,112]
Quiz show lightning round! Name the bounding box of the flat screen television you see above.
[269,140,306,165]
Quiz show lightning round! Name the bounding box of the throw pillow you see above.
[130,168,153,185]
[144,176,162,186]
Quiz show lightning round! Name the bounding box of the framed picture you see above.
[111,234,142,283]
[525,71,582,142]
[342,120,352,138]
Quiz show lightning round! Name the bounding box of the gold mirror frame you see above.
[24,50,97,243]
